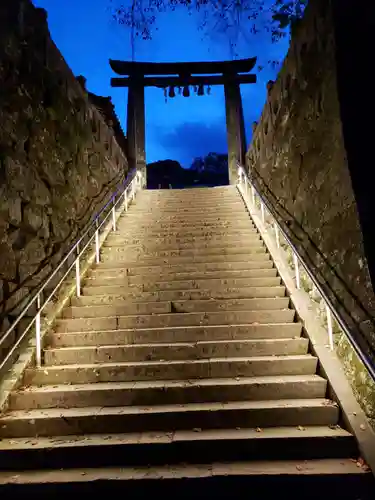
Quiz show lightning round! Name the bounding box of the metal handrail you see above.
[0,168,143,374]
[237,164,375,382]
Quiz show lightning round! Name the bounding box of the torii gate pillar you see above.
[224,81,247,185]
[111,58,256,188]
[127,79,146,187]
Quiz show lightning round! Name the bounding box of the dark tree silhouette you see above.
[109,0,307,58]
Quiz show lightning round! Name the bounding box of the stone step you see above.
[103,238,263,251]
[90,261,276,277]
[139,193,239,201]
[44,338,309,366]
[63,298,290,319]
[104,234,263,247]
[73,286,286,305]
[82,278,282,296]
[100,253,272,266]
[2,399,339,438]
[0,458,370,498]
[100,245,267,260]
[0,428,359,476]
[115,228,259,238]
[120,213,251,221]
[24,355,318,385]
[116,222,255,231]
[130,207,248,216]
[49,323,304,348]
[83,276,281,297]
[56,309,296,332]
[10,374,326,410]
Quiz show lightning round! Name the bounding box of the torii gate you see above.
[109,57,257,186]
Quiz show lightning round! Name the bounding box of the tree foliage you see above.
[109,0,308,56]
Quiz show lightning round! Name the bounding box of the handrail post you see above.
[251,185,256,207]
[124,189,128,212]
[326,304,334,350]
[274,223,280,248]
[112,201,117,232]
[293,252,300,289]
[132,180,136,201]
[35,293,42,368]
[260,201,265,223]
[75,245,81,297]
[95,219,100,264]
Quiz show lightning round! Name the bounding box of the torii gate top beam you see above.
[109,57,257,77]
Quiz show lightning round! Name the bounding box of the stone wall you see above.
[0,0,128,355]
[246,0,375,368]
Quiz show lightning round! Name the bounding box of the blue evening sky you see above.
[33,0,289,167]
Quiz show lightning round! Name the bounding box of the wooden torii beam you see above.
[110,58,257,186]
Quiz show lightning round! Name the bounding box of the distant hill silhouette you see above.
[147,153,229,189]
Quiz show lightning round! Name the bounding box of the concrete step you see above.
[100,245,267,260]
[96,260,274,274]
[104,234,263,247]
[90,262,276,278]
[24,355,318,385]
[2,399,339,438]
[10,374,326,409]
[73,286,286,305]
[0,428,360,478]
[49,323,304,348]
[114,228,260,238]
[63,298,290,319]
[44,338,309,365]
[116,222,255,231]
[103,239,263,251]
[89,265,276,279]
[82,278,283,296]
[130,207,248,216]
[120,213,252,222]
[100,253,272,266]
[0,458,371,499]
[56,309,296,332]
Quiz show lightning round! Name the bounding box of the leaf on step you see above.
[296,465,303,471]
[193,428,202,432]
[297,426,305,431]
[360,424,366,430]
[256,427,262,433]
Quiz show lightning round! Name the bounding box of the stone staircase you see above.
[0,186,372,498]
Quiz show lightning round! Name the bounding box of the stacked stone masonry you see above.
[246,0,375,370]
[0,0,128,361]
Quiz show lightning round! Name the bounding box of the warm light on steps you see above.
[0,185,366,484]
[48,323,304,347]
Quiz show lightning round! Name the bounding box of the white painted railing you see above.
[0,169,143,374]
[237,164,375,382]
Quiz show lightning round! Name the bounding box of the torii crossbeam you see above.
[109,57,257,185]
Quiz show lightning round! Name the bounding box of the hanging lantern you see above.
[207,85,211,95]
[193,85,198,93]
[197,84,204,96]
[168,86,176,98]
[178,87,182,95]
[183,85,190,97]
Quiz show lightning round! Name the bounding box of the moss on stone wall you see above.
[247,0,375,428]
[0,0,128,361]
